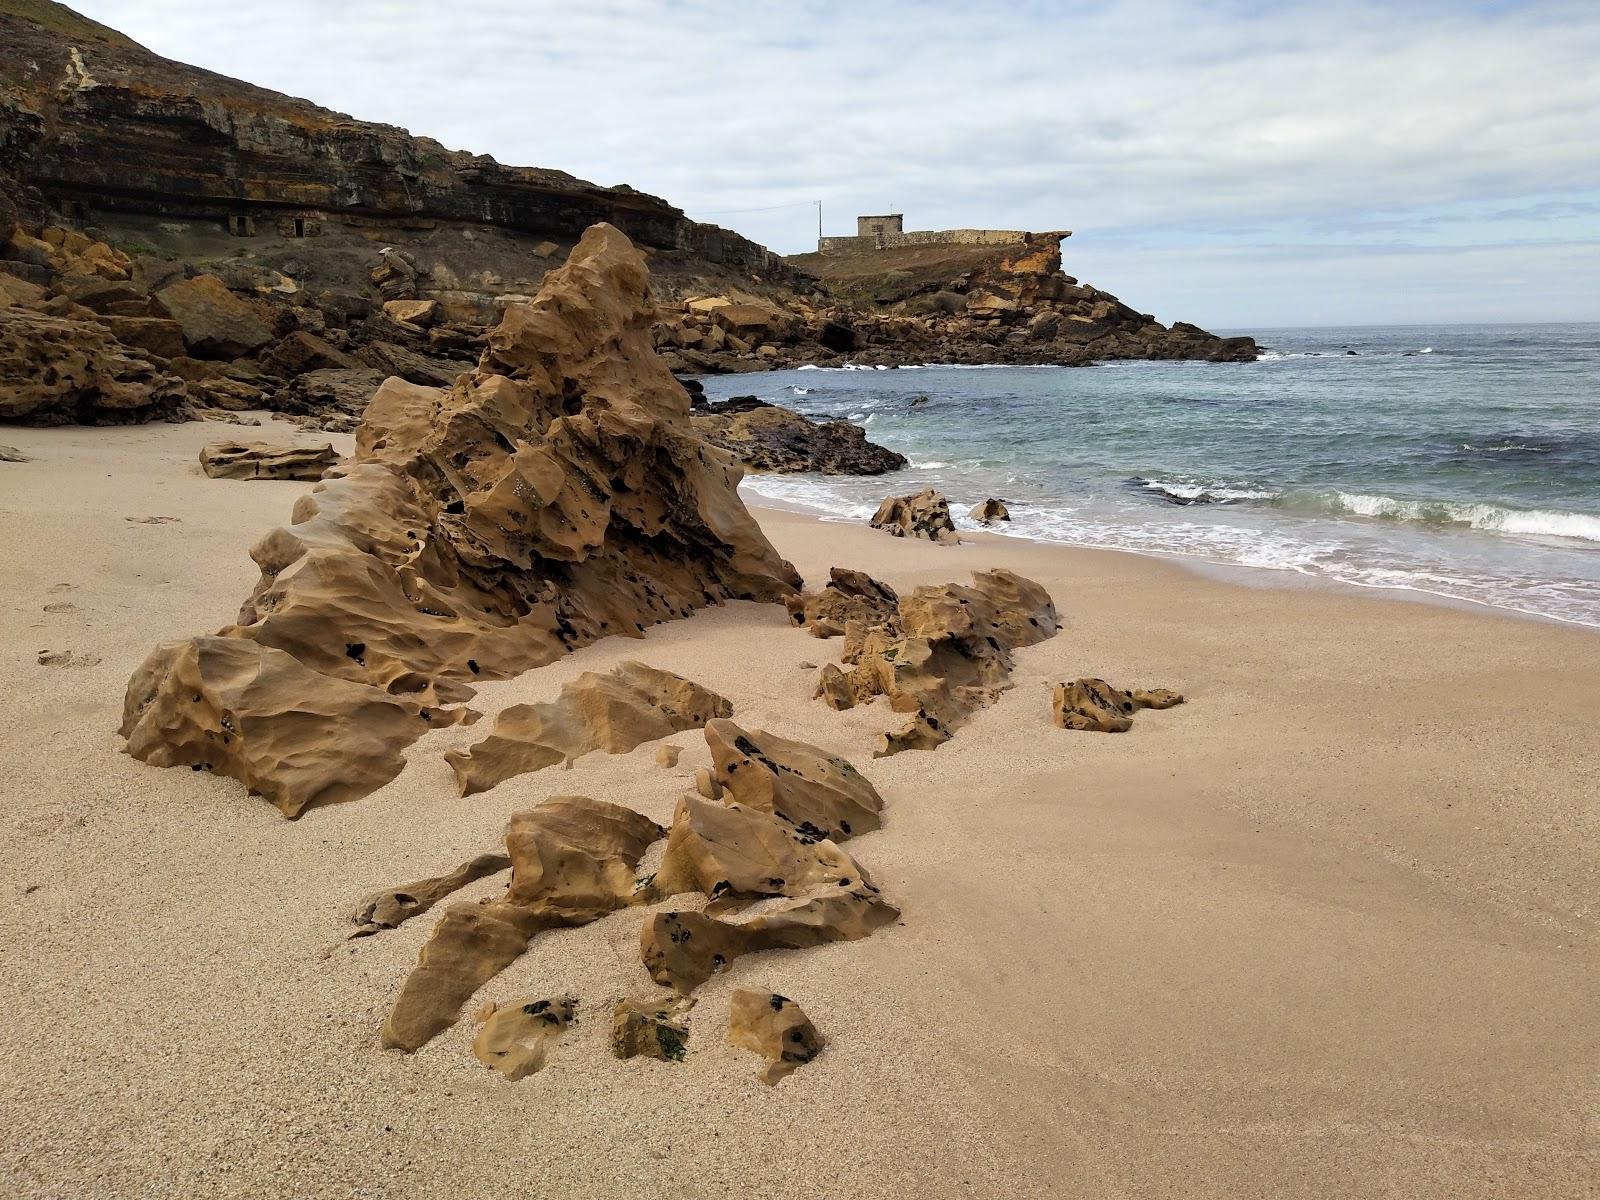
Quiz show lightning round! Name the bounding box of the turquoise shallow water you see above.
[699,323,1600,628]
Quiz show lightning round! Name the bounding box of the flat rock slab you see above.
[198,440,340,481]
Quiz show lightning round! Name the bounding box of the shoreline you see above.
[741,487,1600,633]
[2,415,1597,1198]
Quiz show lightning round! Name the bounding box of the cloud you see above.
[68,0,1600,325]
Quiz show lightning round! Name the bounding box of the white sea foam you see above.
[1315,492,1600,543]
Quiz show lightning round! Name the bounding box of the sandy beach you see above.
[1,414,1596,1200]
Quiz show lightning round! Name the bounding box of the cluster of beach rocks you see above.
[118,224,801,817]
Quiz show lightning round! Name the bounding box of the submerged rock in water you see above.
[810,569,1059,756]
[728,989,825,1085]
[381,795,662,1052]
[969,497,1010,523]
[198,440,340,481]
[445,661,731,796]
[1052,678,1184,732]
[120,224,799,818]
[870,488,959,543]
[692,398,907,475]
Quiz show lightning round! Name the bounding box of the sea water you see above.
[701,323,1600,628]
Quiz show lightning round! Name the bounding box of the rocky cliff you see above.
[0,0,1253,419]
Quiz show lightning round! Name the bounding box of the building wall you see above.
[817,227,1030,253]
[855,213,904,237]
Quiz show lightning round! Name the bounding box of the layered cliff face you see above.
[0,1,808,302]
[0,0,1252,415]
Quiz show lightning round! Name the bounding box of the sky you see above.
[67,0,1600,328]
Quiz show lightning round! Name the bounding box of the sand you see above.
[1,416,1596,1199]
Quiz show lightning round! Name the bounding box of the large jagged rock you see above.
[692,398,907,475]
[784,567,900,639]
[728,990,825,1085]
[351,851,512,937]
[152,274,274,359]
[0,306,189,425]
[471,995,577,1081]
[198,440,340,481]
[382,796,662,1051]
[120,224,800,818]
[445,661,731,797]
[704,719,884,842]
[870,489,959,543]
[813,569,1059,755]
[640,794,897,994]
[1052,678,1184,733]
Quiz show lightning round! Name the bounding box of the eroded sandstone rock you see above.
[120,636,475,818]
[611,995,693,1063]
[198,441,341,481]
[351,851,512,936]
[472,994,577,1080]
[811,569,1059,756]
[1052,678,1184,732]
[784,567,899,639]
[0,307,189,425]
[640,794,897,993]
[381,795,662,1051]
[445,661,731,796]
[121,224,799,817]
[970,497,1010,523]
[704,719,883,841]
[728,989,825,1085]
[870,488,959,543]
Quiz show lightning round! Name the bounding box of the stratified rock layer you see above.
[812,569,1059,755]
[382,796,662,1051]
[198,440,340,481]
[870,489,959,543]
[1052,678,1184,732]
[120,224,800,817]
[445,661,731,797]
[728,989,825,1085]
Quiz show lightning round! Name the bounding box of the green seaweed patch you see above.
[656,1024,688,1063]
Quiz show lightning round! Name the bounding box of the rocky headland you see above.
[1,0,1253,438]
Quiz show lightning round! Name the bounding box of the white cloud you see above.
[66,0,1600,325]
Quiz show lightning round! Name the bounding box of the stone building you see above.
[819,213,1034,254]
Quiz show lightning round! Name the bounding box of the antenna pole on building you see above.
[816,200,822,242]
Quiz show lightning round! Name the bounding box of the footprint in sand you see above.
[1,446,31,463]
[124,516,182,525]
[37,650,102,668]
[43,602,78,614]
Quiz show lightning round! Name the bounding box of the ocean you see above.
[700,323,1600,629]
